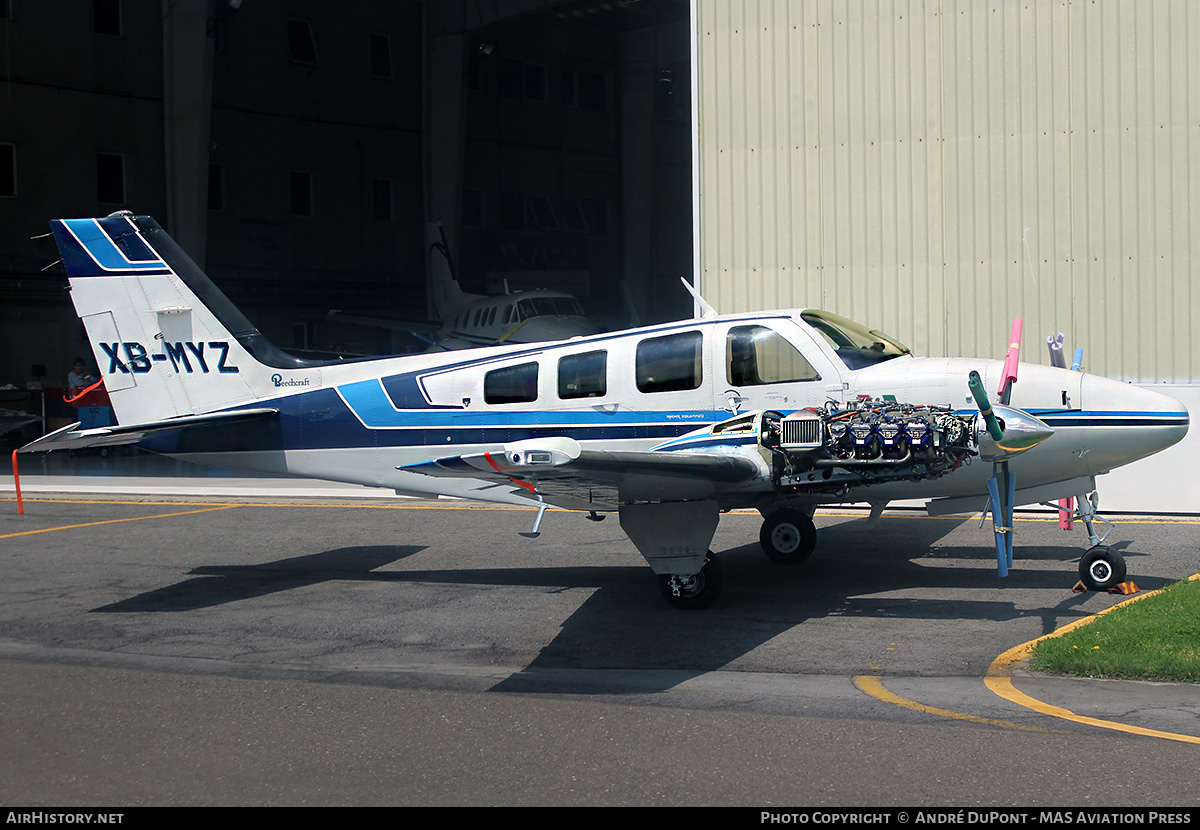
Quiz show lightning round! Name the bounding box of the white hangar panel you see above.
[694,0,1200,384]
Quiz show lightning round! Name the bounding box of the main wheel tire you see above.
[759,509,817,564]
[1079,547,1127,592]
[658,551,723,610]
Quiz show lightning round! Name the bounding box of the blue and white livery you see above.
[23,212,1189,609]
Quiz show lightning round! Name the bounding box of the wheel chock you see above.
[1071,580,1139,595]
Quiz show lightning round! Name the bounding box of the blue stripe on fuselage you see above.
[144,385,722,454]
[958,409,1189,426]
[144,386,1187,456]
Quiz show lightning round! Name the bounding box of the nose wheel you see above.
[759,509,817,564]
[1079,546,1127,592]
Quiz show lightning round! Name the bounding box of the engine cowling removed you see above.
[760,399,978,496]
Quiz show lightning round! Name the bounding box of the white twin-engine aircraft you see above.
[25,213,1189,609]
[328,223,598,350]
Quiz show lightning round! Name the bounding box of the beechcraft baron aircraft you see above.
[328,223,598,350]
[23,213,1190,608]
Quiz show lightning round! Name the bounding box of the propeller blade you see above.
[968,371,1004,441]
[997,318,1022,404]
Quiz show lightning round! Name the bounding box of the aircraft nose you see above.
[1078,374,1190,469]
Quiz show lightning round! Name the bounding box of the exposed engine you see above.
[760,398,978,496]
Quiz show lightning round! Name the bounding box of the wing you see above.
[401,436,767,511]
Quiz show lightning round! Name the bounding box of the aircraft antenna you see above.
[679,276,718,318]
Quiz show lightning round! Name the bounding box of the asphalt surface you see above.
[1,488,1198,806]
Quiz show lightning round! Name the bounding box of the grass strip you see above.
[1028,577,1200,683]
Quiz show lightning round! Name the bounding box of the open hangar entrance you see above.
[426,0,694,334]
[0,0,692,436]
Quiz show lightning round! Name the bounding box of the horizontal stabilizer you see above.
[18,407,278,454]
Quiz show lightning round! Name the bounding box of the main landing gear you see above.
[656,507,818,610]
[759,508,817,564]
[659,551,723,610]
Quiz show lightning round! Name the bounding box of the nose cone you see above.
[1077,374,1190,472]
[978,405,1055,461]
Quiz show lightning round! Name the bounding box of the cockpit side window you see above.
[727,325,821,385]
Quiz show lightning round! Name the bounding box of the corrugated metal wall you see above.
[696,0,1200,383]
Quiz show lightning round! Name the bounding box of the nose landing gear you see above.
[1078,546,1128,593]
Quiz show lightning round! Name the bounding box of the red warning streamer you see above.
[483,451,537,495]
[63,379,104,404]
[12,449,23,515]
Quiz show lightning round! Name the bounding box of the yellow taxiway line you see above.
[853,675,1063,733]
[5,497,1198,742]
[0,504,242,539]
[2,497,547,512]
[985,573,1200,745]
[7,497,1200,523]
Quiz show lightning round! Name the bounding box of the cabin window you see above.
[558,350,607,399]
[485,362,539,404]
[636,331,702,394]
[727,326,820,386]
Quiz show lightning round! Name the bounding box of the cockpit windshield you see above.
[800,310,911,370]
[516,297,585,321]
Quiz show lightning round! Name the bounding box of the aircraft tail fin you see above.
[426,221,478,322]
[48,212,324,426]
